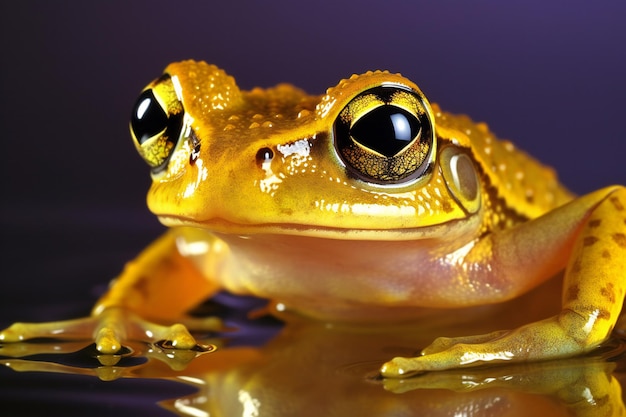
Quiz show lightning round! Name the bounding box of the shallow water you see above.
[2,208,626,416]
[3,292,626,417]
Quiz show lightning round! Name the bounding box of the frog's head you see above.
[130,60,481,240]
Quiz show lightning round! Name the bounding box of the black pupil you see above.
[131,90,168,144]
[350,106,420,157]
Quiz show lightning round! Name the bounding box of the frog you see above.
[1,60,625,378]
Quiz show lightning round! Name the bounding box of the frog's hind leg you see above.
[381,185,626,377]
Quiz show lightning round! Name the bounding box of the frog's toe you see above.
[94,327,123,354]
[160,323,197,349]
[422,330,509,355]
[380,356,424,378]
[0,317,97,343]
[0,323,27,342]
[381,350,467,377]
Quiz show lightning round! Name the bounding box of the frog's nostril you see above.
[255,147,274,167]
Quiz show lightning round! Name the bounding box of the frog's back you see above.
[432,104,574,221]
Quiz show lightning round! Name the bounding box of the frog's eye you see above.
[333,85,435,185]
[130,75,184,172]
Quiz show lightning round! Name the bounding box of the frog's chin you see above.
[156,214,480,242]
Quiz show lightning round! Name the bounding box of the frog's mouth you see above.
[156,212,480,242]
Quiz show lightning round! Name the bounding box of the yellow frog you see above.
[2,61,625,377]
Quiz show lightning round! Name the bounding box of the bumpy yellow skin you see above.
[2,61,625,377]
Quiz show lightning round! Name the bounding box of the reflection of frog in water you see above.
[161,321,626,417]
[3,312,625,417]
[2,61,625,377]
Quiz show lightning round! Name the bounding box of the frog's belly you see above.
[205,233,550,322]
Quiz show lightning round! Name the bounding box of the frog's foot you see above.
[0,308,218,355]
[380,313,596,377]
[93,308,202,353]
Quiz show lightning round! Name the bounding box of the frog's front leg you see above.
[382,186,626,377]
[1,228,223,353]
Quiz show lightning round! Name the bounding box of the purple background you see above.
[2,1,625,210]
[0,1,625,415]
[2,0,625,349]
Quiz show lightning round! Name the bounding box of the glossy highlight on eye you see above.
[333,85,435,185]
